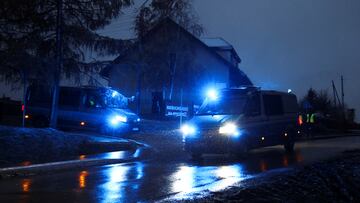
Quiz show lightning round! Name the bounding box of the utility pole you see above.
[22,69,27,128]
[331,80,337,107]
[341,75,345,109]
[168,53,177,101]
[332,80,341,108]
[340,75,347,131]
[50,0,63,128]
[136,63,142,115]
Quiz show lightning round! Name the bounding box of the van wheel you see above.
[284,141,294,152]
[33,116,49,128]
[284,130,295,152]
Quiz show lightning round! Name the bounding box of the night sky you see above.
[1,0,359,121]
[196,0,360,121]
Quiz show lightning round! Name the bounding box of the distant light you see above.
[21,105,25,112]
[284,133,288,137]
[137,118,141,122]
[206,88,218,101]
[288,89,292,93]
[261,136,265,141]
[80,121,86,126]
[25,115,30,119]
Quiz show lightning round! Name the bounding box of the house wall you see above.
[106,21,235,116]
[107,45,231,115]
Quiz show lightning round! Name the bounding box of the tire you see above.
[284,129,295,152]
[284,141,294,152]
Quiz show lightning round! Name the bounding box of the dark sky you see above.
[194,0,360,121]
[1,0,359,121]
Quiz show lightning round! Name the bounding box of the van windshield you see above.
[197,96,247,115]
[103,90,128,109]
[86,90,128,109]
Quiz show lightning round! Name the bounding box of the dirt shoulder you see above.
[187,150,360,202]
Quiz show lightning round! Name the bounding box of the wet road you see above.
[1,135,360,203]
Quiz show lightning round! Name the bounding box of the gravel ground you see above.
[183,150,360,203]
[123,119,186,162]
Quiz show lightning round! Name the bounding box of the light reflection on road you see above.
[171,164,250,199]
[169,149,307,200]
[105,151,126,159]
[21,179,31,192]
[99,164,130,203]
[2,137,359,203]
[79,171,88,189]
[212,165,246,191]
[99,162,144,203]
[171,166,196,193]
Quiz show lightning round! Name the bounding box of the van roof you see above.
[224,87,294,96]
[60,86,113,91]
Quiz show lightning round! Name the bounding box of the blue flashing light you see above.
[206,88,218,101]
[112,91,119,98]
[180,124,196,137]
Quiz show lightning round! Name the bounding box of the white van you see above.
[181,87,299,159]
[25,85,140,134]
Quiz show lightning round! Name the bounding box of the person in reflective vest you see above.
[306,113,315,124]
[305,112,315,138]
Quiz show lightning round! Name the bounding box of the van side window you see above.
[246,94,261,116]
[263,95,283,116]
[85,91,103,109]
[59,89,81,109]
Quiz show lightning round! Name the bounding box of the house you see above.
[101,18,252,116]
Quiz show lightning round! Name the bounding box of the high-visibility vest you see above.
[306,114,315,123]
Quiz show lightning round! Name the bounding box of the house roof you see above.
[200,37,232,49]
[101,18,248,84]
[200,37,241,63]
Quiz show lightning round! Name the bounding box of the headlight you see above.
[219,123,239,136]
[110,115,127,126]
[180,124,196,136]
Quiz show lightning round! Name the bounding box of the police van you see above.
[181,87,299,158]
[25,85,140,134]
